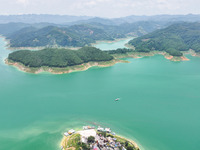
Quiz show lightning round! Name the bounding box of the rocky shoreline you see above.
[5,59,128,74]
[61,126,140,150]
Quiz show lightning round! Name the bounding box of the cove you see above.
[93,37,133,50]
[0,38,200,150]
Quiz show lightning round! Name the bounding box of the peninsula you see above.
[128,22,200,61]
[61,126,140,150]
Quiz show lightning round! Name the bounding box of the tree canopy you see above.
[128,22,200,56]
[8,47,113,68]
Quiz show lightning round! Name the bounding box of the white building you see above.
[105,128,111,133]
[97,126,104,132]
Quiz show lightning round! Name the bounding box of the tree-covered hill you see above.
[128,22,200,56]
[7,24,123,47]
[5,21,166,48]
[8,47,114,68]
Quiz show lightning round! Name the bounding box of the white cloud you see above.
[16,0,29,6]
[17,0,28,4]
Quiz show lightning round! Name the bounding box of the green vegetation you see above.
[114,136,137,150]
[87,136,95,143]
[64,133,90,150]
[8,47,113,68]
[128,22,200,56]
[97,131,107,137]
[67,134,81,148]
[105,48,134,54]
[5,21,165,48]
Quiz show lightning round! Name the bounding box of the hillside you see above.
[7,25,120,47]
[7,47,113,68]
[6,21,165,48]
[128,22,200,56]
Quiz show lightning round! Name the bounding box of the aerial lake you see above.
[93,37,133,50]
[0,38,200,150]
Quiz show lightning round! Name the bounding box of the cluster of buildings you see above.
[93,133,124,150]
[64,126,130,150]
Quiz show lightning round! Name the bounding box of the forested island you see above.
[128,22,200,58]
[8,47,113,67]
[6,47,129,74]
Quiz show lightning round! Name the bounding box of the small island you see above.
[6,47,128,74]
[61,126,140,150]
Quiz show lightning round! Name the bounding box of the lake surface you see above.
[0,38,200,150]
[93,38,133,50]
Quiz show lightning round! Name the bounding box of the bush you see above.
[125,141,129,147]
[81,143,90,150]
[98,131,107,137]
[107,134,114,138]
[127,146,134,150]
[87,136,95,143]
[166,48,183,56]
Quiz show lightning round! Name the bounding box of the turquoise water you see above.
[93,38,133,50]
[0,38,200,150]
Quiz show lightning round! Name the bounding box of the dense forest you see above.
[3,21,165,48]
[105,48,134,54]
[8,47,114,68]
[128,22,200,56]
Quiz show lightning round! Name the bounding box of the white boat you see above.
[115,98,120,101]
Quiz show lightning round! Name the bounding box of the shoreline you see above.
[5,59,128,74]
[112,51,190,61]
[91,37,135,47]
[5,50,192,74]
[1,36,135,51]
[7,46,82,51]
[114,134,139,149]
[0,35,11,49]
[0,34,81,51]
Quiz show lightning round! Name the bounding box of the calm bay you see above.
[0,38,200,150]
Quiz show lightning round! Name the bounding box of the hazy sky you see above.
[0,0,200,18]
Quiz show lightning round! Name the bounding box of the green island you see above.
[61,126,140,150]
[6,47,130,74]
[128,22,200,60]
[6,46,194,74]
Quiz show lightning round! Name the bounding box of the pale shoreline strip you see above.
[60,130,140,150]
[5,59,128,74]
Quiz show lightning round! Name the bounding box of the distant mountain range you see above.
[0,14,92,24]
[1,14,200,25]
[1,14,200,49]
